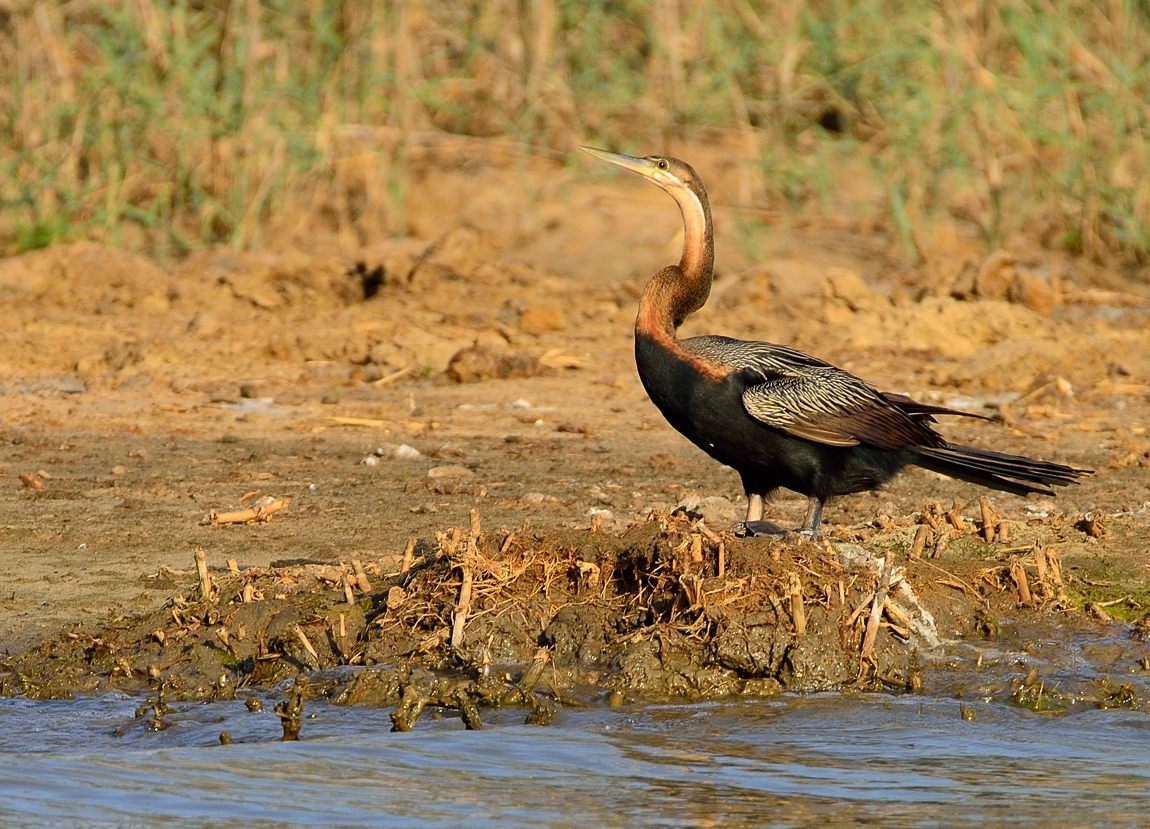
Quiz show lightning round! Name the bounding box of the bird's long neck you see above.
[635,184,714,342]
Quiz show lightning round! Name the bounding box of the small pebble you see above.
[394,444,422,460]
[361,455,379,466]
[112,465,128,475]
[239,382,259,399]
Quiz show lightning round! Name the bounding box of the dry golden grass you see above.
[1,1,1148,275]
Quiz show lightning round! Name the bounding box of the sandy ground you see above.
[2,136,1150,655]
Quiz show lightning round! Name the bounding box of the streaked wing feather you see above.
[882,392,992,421]
[683,335,942,450]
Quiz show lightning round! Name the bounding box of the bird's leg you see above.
[737,492,787,537]
[798,496,825,539]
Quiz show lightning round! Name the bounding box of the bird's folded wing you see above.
[742,373,941,450]
[681,335,945,450]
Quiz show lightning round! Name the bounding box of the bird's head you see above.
[579,147,704,201]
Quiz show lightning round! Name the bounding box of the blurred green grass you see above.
[1,0,1148,275]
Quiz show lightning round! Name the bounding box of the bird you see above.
[580,146,1092,538]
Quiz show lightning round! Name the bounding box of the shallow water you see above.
[3,624,1150,829]
[2,689,1149,829]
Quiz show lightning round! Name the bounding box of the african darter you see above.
[581,147,1091,538]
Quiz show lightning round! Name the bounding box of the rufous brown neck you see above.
[635,181,714,341]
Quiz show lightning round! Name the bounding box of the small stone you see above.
[111,465,128,475]
[394,444,422,460]
[521,492,547,506]
[428,464,474,480]
[697,496,739,527]
[446,344,542,383]
[361,455,379,467]
[676,492,702,513]
[835,543,878,571]
[239,382,259,399]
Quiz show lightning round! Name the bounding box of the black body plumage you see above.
[582,146,1092,536]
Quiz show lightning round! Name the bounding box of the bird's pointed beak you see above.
[579,146,658,179]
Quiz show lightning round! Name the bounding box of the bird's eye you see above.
[657,159,668,170]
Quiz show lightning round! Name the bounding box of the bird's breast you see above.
[634,333,743,454]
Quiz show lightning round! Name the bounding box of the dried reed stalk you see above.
[451,566,473,651]
[979,497,995,543]
[946,501,967,532]
[1009,561,1032,606]
[351,559,371,593]
[401,538,416,576]
[996,521,1011,543]
[860,558,895,664]
[788,572,806,635]
[294,626,320,668]
[210,499,286,524]
[910,525,931,560]
[194,548,215,602]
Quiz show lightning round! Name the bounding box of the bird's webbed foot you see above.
[735,495,825,540]
[733,520,789,538]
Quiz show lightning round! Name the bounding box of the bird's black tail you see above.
[911,443,1092,497]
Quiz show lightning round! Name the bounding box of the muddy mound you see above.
[0,242,172,315]
[4,505,1107,712]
